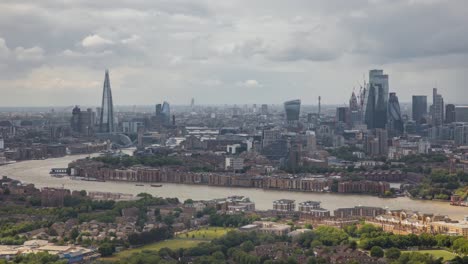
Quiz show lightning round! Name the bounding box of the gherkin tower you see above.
[99,70,115,133]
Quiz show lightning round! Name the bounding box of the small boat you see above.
[135,184,144,186]
[151,184,163,187]
[82,177,105,182]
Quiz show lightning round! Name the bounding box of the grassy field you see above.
[401,249,458,261]
[102,239,203,262]
[176,227,234,240]
[102,227,234,262]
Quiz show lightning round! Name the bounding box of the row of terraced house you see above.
[69,161,393,195]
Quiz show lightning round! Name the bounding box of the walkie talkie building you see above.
[284,99,301,124]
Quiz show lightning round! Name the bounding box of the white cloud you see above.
[81,34,114,48]
[202,79,222,86]
[291,15,304,23]
[216,39,267,58]
[121,34,140,45]
[0,65,101,91]
[0,38,9,59]
[238,79,262,88]
[14,46,44,61]
[168,55,183,66]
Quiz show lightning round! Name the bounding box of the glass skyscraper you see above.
[284,99,301,123]
[431,88,444,126]
[388,92,404,136]
[161,101,171,125]
[99,70,115,133]
[364,70,389,129]
[412,95,427,123]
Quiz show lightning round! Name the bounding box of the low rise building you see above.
[41,187,70,207]
[298,201,330,217]
[225,157,244,171]
[334,206,386,218]
[273,199,295,211]
[337,181,389,194]
[251,221,291,236]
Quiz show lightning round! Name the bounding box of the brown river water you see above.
[0,152,466,220]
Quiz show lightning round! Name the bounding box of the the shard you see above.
[99,70,115,133]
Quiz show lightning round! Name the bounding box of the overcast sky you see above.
[0,0,467,106]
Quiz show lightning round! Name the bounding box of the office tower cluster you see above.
[68,69,176,147]
[70,70,114,136]
[398,71,465,147]
[63,67,467,162]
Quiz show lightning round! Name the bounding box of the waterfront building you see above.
[364,70,389,129]
[273,199,296,211]
[334,206,386,218]
[284,99,301,124]
[412,95,427,123]
[445,104,456,123]
[298,201,330,217]
[337,181,389,194]
[455,106,468,122]
[370,210,468,238]
[431,88,444,126]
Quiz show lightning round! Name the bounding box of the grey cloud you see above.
[0,0,467,106]
[342,0,468,61]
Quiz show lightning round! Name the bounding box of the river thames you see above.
[1,153,466,220]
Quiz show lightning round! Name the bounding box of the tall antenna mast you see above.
[318,96,321,117]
